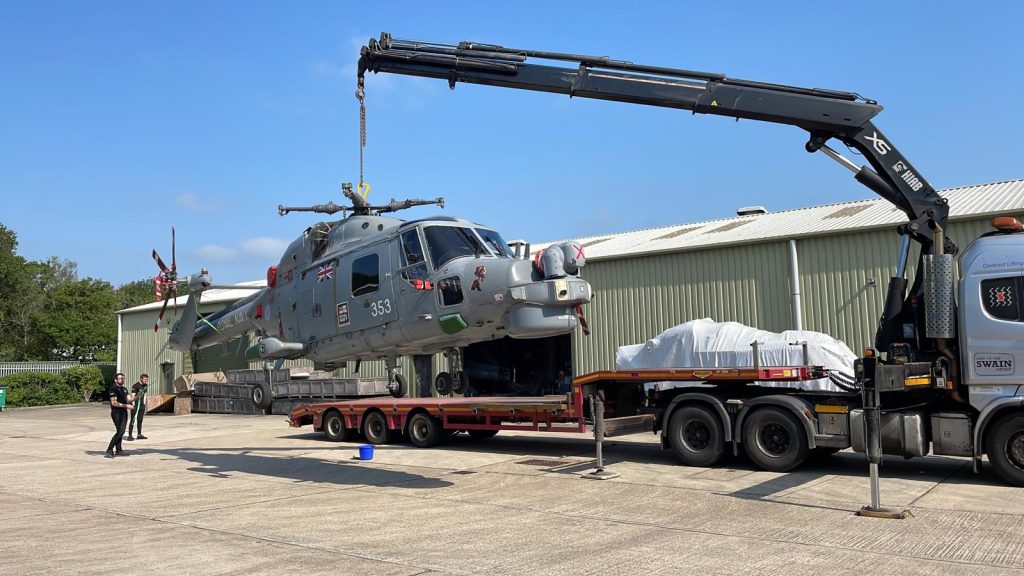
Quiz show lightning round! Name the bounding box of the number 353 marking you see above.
[370,299,392,317]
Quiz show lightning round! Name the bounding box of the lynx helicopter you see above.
[152,183,593,400]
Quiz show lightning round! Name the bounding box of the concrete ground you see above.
[1,404,1023,575]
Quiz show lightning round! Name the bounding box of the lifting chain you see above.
[356,77,369,199]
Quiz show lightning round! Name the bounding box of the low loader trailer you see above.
[292,358,1023,486]
[289,365,846,468]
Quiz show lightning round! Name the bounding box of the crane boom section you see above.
[358,33,949,249]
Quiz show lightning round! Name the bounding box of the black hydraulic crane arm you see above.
[357,33,951,253]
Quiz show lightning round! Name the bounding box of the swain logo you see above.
[974,353,1015,376]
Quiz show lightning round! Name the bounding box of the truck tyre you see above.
[407,412,444,448]
[251,382,272,409]
[742,407,808,472]
[322,410,351,442]
[667,404,726,467]
[985,412,1024,487]
[362,411,394,445]
[468,429,499,440]
[435,372,454,396]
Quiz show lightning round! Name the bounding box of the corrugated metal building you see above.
[560,179,1024,374]
[117,178,1024,393]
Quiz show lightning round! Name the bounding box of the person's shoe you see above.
[125,436,134,441]
[115,450,129,456]
[137,435,148,440]
[105,451,115,458]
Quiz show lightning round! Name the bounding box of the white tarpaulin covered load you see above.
[615,318,859,392]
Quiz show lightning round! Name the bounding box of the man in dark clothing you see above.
[105,373,135,458]
[127,374,149,440]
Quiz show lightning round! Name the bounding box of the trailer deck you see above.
[288,365,833,447]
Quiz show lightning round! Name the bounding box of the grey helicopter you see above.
[152,183,593,398]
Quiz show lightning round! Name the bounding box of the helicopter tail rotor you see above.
[151,227,180,332]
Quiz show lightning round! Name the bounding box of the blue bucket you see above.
[358,444,375,461]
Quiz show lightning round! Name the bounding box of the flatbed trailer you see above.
[288,365,833,458]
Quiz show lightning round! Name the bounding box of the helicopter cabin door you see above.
[298,256,340,342]
[340,242,397,340]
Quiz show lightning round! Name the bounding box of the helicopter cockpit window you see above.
[438,275,463,307]
[475,228,513,258]
[400,229,430,283]
[351,253,379,297]
[423,226,486,269]
[307,222,333,261]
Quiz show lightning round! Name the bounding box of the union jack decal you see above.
[316,263,335,283]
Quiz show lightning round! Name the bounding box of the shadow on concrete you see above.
[286,430,1015,493]
[123,446,453,489]
[719,451,981,512]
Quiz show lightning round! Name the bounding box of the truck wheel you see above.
[985,412,1024,487]
[407,412,444,448]
[667,405,726,467]
[468,429,499,440]
[251,382,272,409]
[435,372,454,396]
[322,410,351,442]
[742,407,808,472]
[362,411,394,445]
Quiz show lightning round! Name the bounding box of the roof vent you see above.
[737,206,768,216]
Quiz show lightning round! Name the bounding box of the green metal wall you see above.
[571,216,1011,376]
[572,241,792,375]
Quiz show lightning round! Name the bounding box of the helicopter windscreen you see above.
[423,225,487,268]
[475,228,514,258]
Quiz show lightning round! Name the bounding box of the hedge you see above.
[0,365,107,408]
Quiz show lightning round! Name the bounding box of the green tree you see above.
[30,278,118,361]
[0,224,33,360]
[117,278,160,311]
[36,256,79,292]
[62,365,105,402]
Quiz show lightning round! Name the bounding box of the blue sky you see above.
[2,1,1023,286]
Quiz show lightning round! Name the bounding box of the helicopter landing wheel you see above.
[435,372,454,396]
[452,371,469,395]
[251,382,272,409]
[387,374,408,398]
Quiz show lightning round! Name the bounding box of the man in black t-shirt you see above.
[105,373,134,458]
[127,374,149,441]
